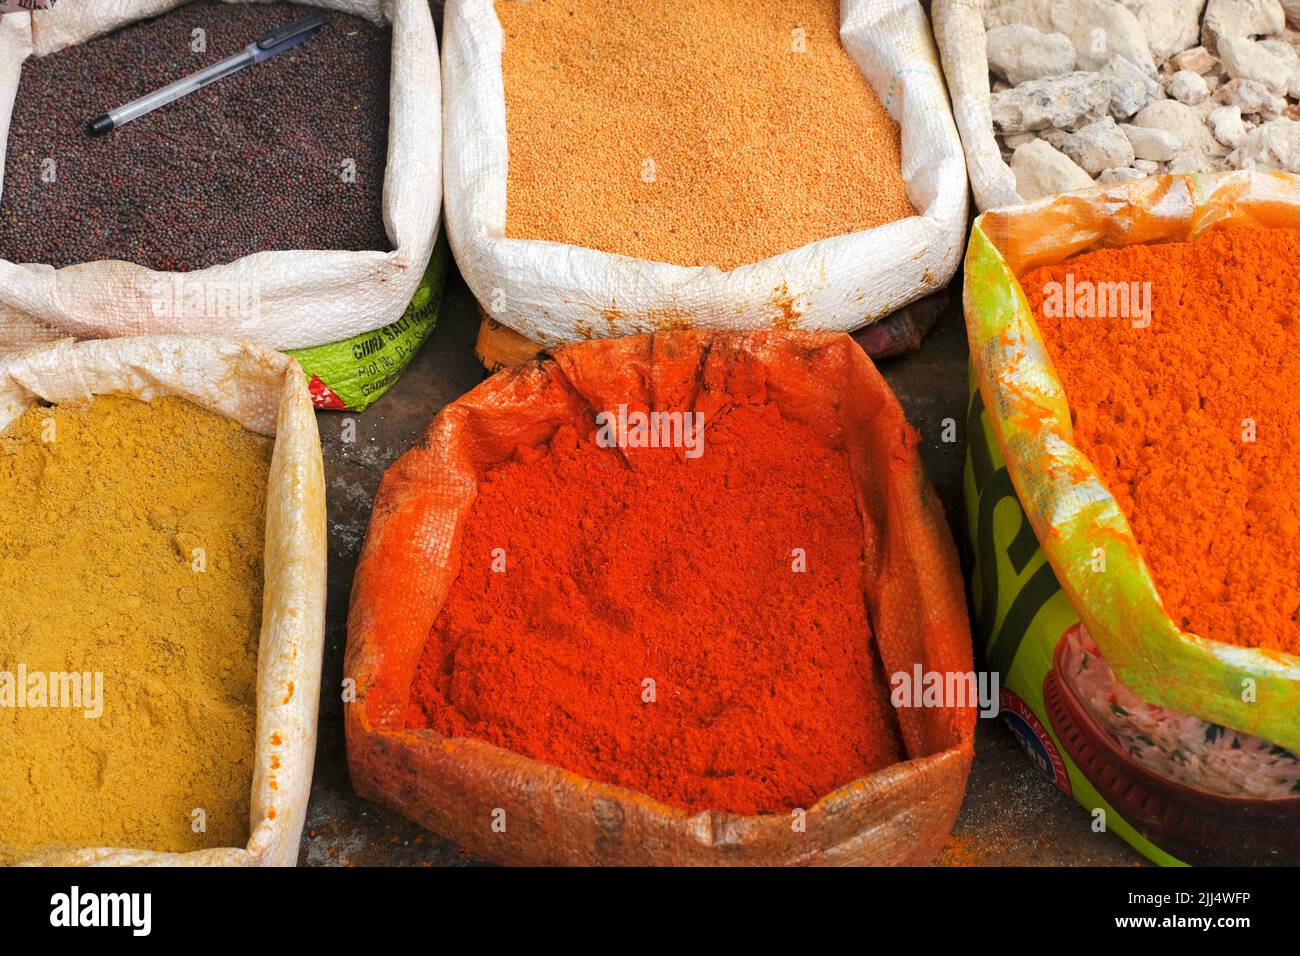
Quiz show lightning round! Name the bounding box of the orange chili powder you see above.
[403,402,903,815]
[1025,225,1300,657]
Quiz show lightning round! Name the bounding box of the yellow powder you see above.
[498,0,916,270]
[0,395,271,862]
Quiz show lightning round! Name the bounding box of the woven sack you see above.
[0,0,440,350]
[346,330,975,865]
[965,171,1300,754]
[443,0,969,346]
[0,336,327,865]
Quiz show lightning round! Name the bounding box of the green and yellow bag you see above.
[289,235,450,413]
[963,171,1300,866]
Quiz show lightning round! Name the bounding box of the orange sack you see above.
[345,331,974,865]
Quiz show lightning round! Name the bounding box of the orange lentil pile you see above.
[496,0,915,270]
[1026,226,1300,657]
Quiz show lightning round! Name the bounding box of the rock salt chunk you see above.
[986,25,1077,85]
[1122,123,1190,159]
[1229,117,1300,170]
[1218,36,1292,95]
[1062,116,1138,171]
[1103,54,1162,118]
[1169,69,1211,104]
[1210,104,1250,145]
[1011,139,1097,198]
[984,0,1157,73]
[990,72,1112,133]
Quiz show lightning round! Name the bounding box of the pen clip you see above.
[255,12,329,53]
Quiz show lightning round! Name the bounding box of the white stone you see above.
[1061,116,1138,171]
[1132,98,1204,129]
[1167,149,1214,172]
[1172,46,1219,73]
[1133,158,1161,170]
[1011,139,1098,198]
[1215,77,1288,117]
[1218,36,1292,95]
[1229,117,1300,170]
[984,0,1157,74]
[986,25,1077,85]
[1168,69,1211,103]
[1259,37,1300,63]
[1042,127,1073,147]
[1203,0,1286,50]
[1103,54,1162,117]
[1098,165,1150,182]
[990,72,1112,133]
[1123,0,1208,62]
[1003,131,1039,148]
[1122,123,1190,158]
[1189,101,1234,156]
[1209,104,1250,145]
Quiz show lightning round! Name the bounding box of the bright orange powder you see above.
[1026,225,1300,657]
[404,402,903,815]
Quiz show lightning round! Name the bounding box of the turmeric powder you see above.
[1026,225,1300,657]
[0,395,270,861]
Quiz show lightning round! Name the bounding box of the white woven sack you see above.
[0,0,440,351]
[0,336,327,866]
[932,0,1024,212]
[443,0,969,346]
[0,1,52,13]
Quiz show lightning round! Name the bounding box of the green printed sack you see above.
[963,171,1300,866]
[289,235,449,412]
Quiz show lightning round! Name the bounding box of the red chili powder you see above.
[1026,225,1300,656]
[404,402,903,815]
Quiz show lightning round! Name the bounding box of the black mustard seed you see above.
[0,1,392,272]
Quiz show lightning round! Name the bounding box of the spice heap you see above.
[405,402,904,815]
[986,0,1300,198]
[0,396,271,861]
[1025,225,1300,656]
[496,0,915,270]
[0,1,391,272]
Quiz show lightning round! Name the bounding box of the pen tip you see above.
[87,115,113,137]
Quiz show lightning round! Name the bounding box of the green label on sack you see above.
[289,234,449,412]
[963,367,1182,867]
